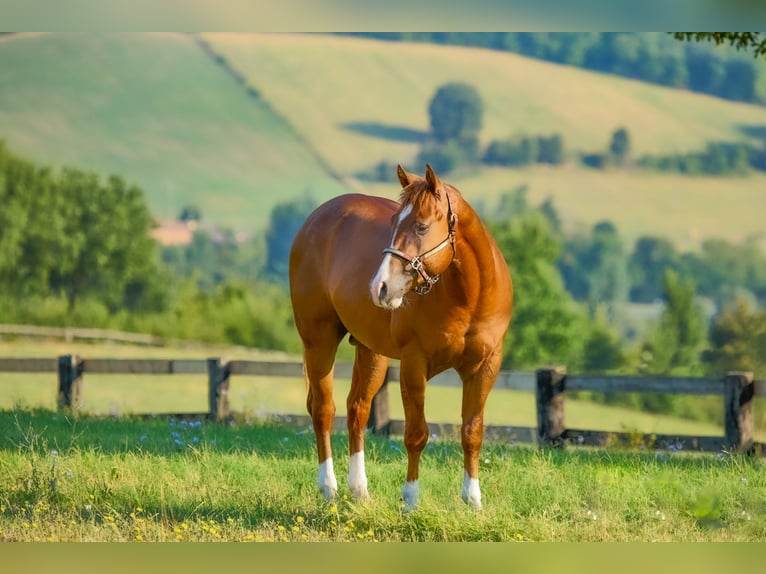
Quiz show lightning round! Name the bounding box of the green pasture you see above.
[1,408,765,542]
[0,33,346,231]
[2,33,766,248]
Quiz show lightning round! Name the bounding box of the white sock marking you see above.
[347,451,369,499]
[462,470,482,510]
[318,458,337,499]
[402,480,419,510]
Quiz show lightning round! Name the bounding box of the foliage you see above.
[638,141,756,176]
[482,133,565,167]
[609,127,631,165]
[0,143,168,313]
[178,205,202,223]
[161,229,265,293]
[419,83,485,174]
[682,238,766,308]
[672,32,766,60]
[628,236,681,303]
[427,82,484,142]
[415,139,466,175]
[558,221,629,317]
[579,311,627,374]
[638,269,707,377]
[264,195,317,283]
[703,297,766,376]
[488,211,584,369]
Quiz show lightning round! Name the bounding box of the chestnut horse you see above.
[288,164,512,510]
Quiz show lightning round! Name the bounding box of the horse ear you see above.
[424,164,441,194]
[397,164,415,188]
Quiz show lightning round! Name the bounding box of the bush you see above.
[416,140,465,175]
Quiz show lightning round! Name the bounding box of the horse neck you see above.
[450,192,502,290]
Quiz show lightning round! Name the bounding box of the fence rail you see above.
[1,356,764,455]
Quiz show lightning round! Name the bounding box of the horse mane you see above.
[398,178,434,206]
[399,180,464,216]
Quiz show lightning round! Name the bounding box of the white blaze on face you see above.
[370,204,413,309]
[347,451,368,499]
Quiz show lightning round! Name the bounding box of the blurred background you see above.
[1,32,765,431]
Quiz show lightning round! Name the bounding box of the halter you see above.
[382,191,458,295]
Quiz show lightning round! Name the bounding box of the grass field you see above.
[2,33,766,249]
[2,339,765,541]
[1,408,764,542]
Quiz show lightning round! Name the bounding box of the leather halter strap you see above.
[382,191,458,295]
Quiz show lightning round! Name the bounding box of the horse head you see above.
[369,164,457,310]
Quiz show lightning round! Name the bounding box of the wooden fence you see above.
[1,356,764,454]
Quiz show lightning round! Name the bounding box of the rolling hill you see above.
[0,33,347,231]
[2,32,766,249]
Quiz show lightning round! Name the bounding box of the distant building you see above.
[149,220,197,246]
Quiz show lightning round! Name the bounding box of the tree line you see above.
[341,32,766,105]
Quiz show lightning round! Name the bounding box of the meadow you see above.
[1,407,765,542]
[2,338,766,541]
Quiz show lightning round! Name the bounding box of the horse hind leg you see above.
[345,343,389,500]
[301,321,346,500]
[458,346,504,510]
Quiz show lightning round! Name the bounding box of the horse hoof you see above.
[462,494,482,511]
[401,480,419,511]
[349,485,369,500]
[319,484,337,500]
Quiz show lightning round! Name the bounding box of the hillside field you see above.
[0,33,765,248]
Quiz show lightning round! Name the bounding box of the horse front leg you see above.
[459,346,503,510]
[399,357,429,510]
[345,344,389,500]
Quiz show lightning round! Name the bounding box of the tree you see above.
[558,221,628,317]
[489,212,584,369]
[178,205,202,223]
[537,134,565,164]
[638,269,707,376]
[49,171,167,312]
[427,82,484,143]
[609,127,631,165]
[628,236,680,303]
[264,195,317,282]
[672,32,766,60]
[703,297,766,376]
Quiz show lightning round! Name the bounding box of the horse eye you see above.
[414,222,429,236]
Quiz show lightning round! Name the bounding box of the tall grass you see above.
[1,408,764,542]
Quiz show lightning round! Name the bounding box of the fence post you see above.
[536,366,566,447]
[208,358,231,422]
[723,371,754,453]
[57,354,83,413]
[368,368,391,436]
